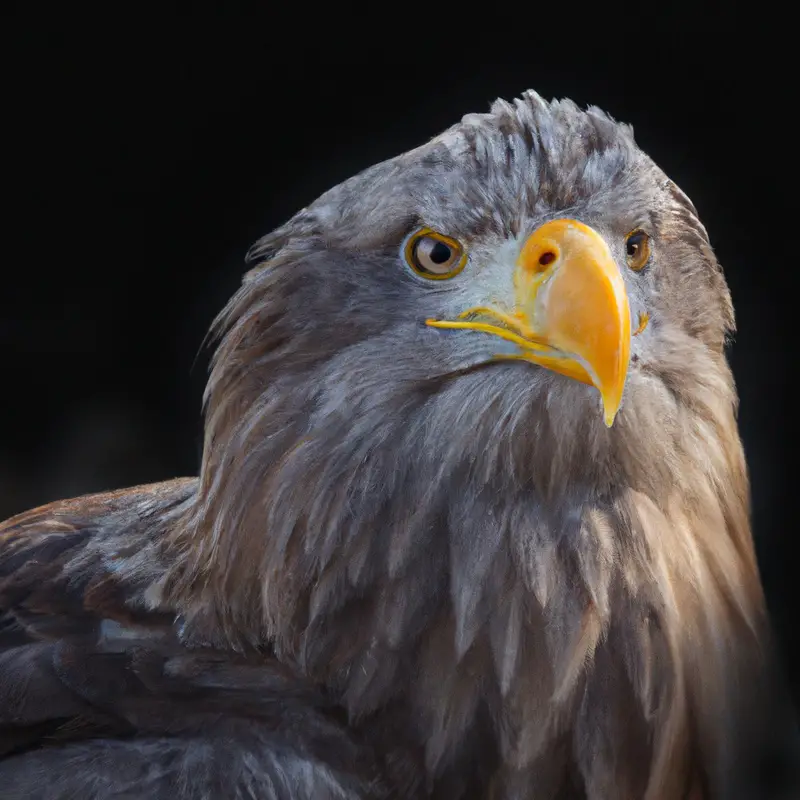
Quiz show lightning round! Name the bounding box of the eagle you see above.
[0,90,793,799]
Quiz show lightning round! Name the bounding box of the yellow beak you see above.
[427,219,631,427]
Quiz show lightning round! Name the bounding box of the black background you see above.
[4,9,795,719]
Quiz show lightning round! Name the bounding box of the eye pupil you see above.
[429,241,452,264]
[627,237,640,256]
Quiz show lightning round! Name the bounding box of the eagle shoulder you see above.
[0,480,390,799]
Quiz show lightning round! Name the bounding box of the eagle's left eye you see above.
[625,230,651,272]
[404,228,467,280]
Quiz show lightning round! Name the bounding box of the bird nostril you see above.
[538,251,557,267]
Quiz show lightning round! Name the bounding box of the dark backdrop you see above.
[4,13,795,711]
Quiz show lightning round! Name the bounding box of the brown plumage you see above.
[0,91,796,798]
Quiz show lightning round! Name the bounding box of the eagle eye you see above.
[625,230,651,272]
[404,228,467,279]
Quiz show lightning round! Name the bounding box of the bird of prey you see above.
[0,90,794,799]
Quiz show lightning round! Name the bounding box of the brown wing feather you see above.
[0,481,194,760]
[0,479,196,626]
[0,481,391,799]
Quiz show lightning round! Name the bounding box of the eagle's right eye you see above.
[404,228,467,280]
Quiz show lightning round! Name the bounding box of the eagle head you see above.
[165,91,781,798]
